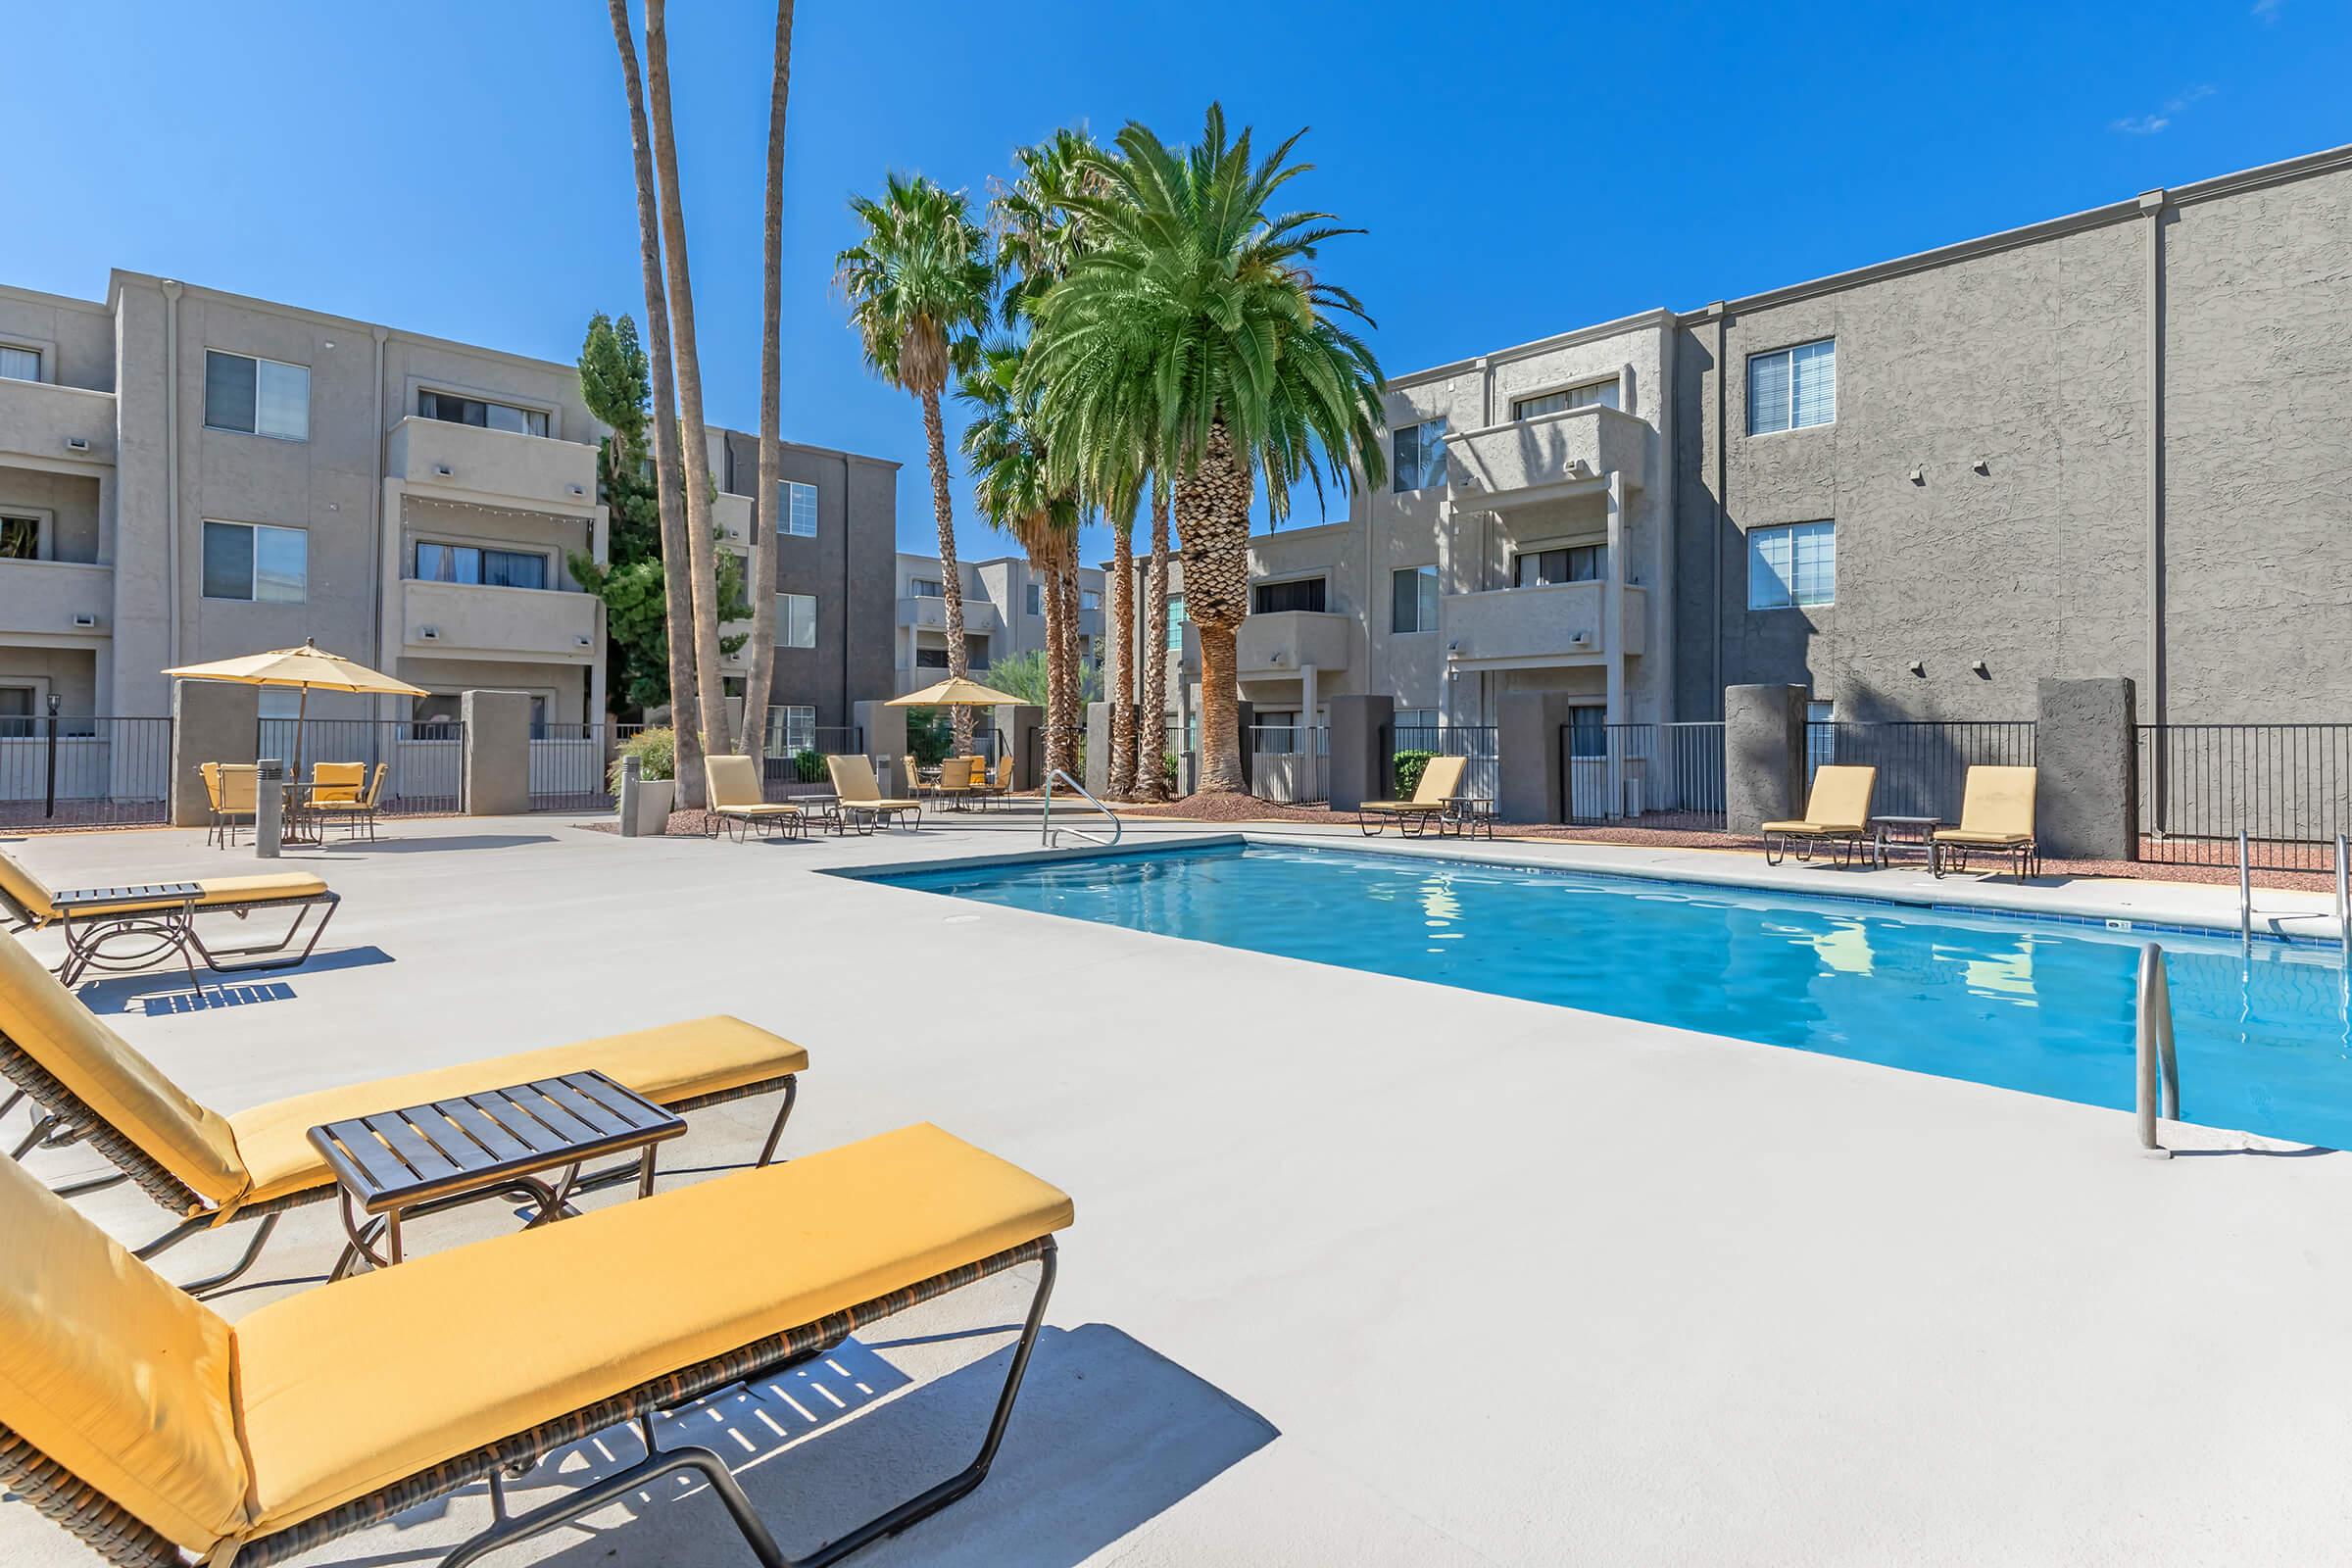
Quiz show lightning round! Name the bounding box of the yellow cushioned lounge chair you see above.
[1357,754,1468,838]
[0,1121,1071,1568]
[1932,765,2041,881]
[0,930,808,1297]
[703,755,807,843]
[309,761,388,842]
[201,761,259,849]
[0,844,339,990]
[1760,764,1879,868]
[825,755,923,835]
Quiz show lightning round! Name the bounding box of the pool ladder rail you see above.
[2135,943,2181,1159]
[1041,768,1122,851]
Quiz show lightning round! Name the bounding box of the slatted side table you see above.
[50,883,207,989]
[308,1070,687,1274]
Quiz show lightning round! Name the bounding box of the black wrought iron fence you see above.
[258,718,464,815]
[1393,723,1498,805]
[1804,720,2035,823]
[2138,723,2352,871]
[1246,724,1329,805]
[0,716,172,828]
[1163,722,1193,797]
[528,723,610,812]
[767,725,863,801]
[1562,721,1726,829]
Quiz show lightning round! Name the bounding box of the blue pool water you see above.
[869,843,2352,1148]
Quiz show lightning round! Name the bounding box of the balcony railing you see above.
[403,579,598,662]
[1439,581,1646,665]
[1237,609,1351,676]
[1444,405,1649,508]
[0,561,112,640]
[388,416,600,512]
[897,596,1002,635]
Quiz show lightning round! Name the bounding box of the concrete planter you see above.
[627,778,675,836]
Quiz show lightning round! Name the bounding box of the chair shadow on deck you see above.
[74,946,395,1014]
[337,1321,1276,1568]
[310,834,560,855]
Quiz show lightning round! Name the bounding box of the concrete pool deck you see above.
[5,813,2351,1565]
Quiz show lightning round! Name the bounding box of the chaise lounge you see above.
[0,930,808,1295]
[0,1120,1072,1568]
[1357,754,1468,838]
[0,844,340,989]
[1760,764,1878,867]
[703,755,808,843]
[825,756,924,834]
[1931,764,2041,881]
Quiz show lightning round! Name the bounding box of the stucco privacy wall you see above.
[0,285,116,391]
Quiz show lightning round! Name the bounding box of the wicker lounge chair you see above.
[825,756,923,834]
[703,755,807,843]
[1761,764,1878,867]
[0,1120,1070,1568]
[1932,765,2041,880]
[1357,754,1468,837]
[201,762,258,849]
[0,930,807,1296]
[0,844,339,988]
[309,762,388,842]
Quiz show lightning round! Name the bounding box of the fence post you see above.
[1327,694,1395,811]
[460,691,532,816]
[617,753,642,839]
[41,704,58,820]
[1723,684,1807,835]
[1497,691,1571,824]
[169,679,261,827]
[2035,677,2137,860]
[1083,702,1111,796]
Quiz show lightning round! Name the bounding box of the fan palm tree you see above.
[603,0,707,808]
[743,0,796,760]
[1136,468,1172,801]
[835,174,993,753]
[958,340,1081,777]
[1024,106,1386,793]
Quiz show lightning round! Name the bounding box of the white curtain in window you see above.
[785,593,816,648]
[253,525,308,603]
[0,346,40,382]
[1789,341,1836,429]
[1747,352,1791,435]
[255,361,310,440]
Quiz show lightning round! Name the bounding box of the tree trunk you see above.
[919,386,973,755]
[1107,517,1136,798]
[1053,546,1080,779]
[1135,479,1172,802]
[742,0,795,766]
[645,0,734,760]
[1039,547,1069,779]
[1175,421,1254,793]
[605,0,705,809]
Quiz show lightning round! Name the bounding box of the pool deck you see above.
[7,812,2352,1565]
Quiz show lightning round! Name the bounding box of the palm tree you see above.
[835,174,993,753]
[1025,107,1387,794]
[1137,471,1172,800]
[603,0,707,808]
[643,0,733,759]
[958,340,1080,776]
[743,0,796,760]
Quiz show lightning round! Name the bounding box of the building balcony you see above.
[897,595,1001,636]
[1074,607,1104,639]
[1236,610,1351,677]
[1444,406,1649,511]
[402,579,599,664]
[1438,581,1647,669]
[388,416,600,514]
[0,378,115,466]
[0,561,112,643]
[895,662,997,697]
[713,492,754,554]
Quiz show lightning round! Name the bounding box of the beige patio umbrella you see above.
[885,675,1027,709]
[164,638,427,780]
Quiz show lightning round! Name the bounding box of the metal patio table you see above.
[308,1069,686,1275]
[1444,797,1497,841]
[1870,813,1944,868]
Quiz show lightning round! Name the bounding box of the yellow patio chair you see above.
[202,761,258,849]
[1932,765,2040,881]
[1761,764,1879,868]
[0,926,808,1296]
[309,762,388,842]
[825,754,924,835]
[0,1121,1069,1568]
[702,755,807,843]
[1357,754,1468,838]
[0,844,338,989]
[933,756,978,808]
[901,754,931,799]
[309,761,364,805]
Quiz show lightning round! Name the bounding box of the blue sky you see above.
[12,1,2346,563]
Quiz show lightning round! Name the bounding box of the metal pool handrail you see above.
[1042,768,1121,850]
[2136,943,2180,1158]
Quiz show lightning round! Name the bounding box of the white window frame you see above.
[1746,520,1836,610]
[1745,338,1836,436]
[1511,378,1619,421]
[200,519,309,603]
[1025,582,1044,617]
[782,592,817,649]
[768,704,817,756]
[1391,564,1439,635]
[781,480,817,538]
[0,343,44,383]
[0,510,53,563]
[203,351,311,441]
[416,387,553,438]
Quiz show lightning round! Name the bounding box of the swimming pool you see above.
[869,841,2352,1149]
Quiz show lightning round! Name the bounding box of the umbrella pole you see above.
[292,684,308,782]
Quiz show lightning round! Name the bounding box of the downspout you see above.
[1708,302,1727,715]
[161,279,183,668]
[842,453,853,731]
[2139,188,2169,833]
[368,324,389,722]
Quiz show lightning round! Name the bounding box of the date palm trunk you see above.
[1054,545,1081,779]
[742,0,795,763]
[918,386,974,756]
[605,0,705,809]
[1039,544,1070,779]
[1135,479,1172,802]
[1107,519,1135,797]
[1176,420,1253,794]
[645,0,733,760]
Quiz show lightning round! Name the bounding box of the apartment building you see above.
[1108,140,2352,752]
[892,551,1103,696]
[0,270,895,746]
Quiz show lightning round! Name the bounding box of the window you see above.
[909,577,943,599]
[1390,417,1447,493]
[417,389,550,437]
[1567,704,1608,759]
[781,481,816,538]
[257,687,304,721]
[0,515,40,561]
[1806,699,1837,776]
[766,704,816,756]
[416,542,549,590]
[1513,545,1606,586]
[1391,564,1439,634]
[0,687,32,738]
[1747,521,1836,609]
[0,346,40,382]
[204,351,310,440]
[1746,339,1836,435]
[201,520,307,602]
[1025,582,1043,616]
[1253,577,1327,614]
[782,592,816,648]
[1080,587,1102,612]
[1165,594,1187,650]
[965,635,991,670]
[1512,380,1618,420]
[915,645,950,669]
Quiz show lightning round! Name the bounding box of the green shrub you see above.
[906,708,953,766]
[609,725,675,793]
[1160,750,1181,795]
[1393,749,1436,799]
[792,748,826,783]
